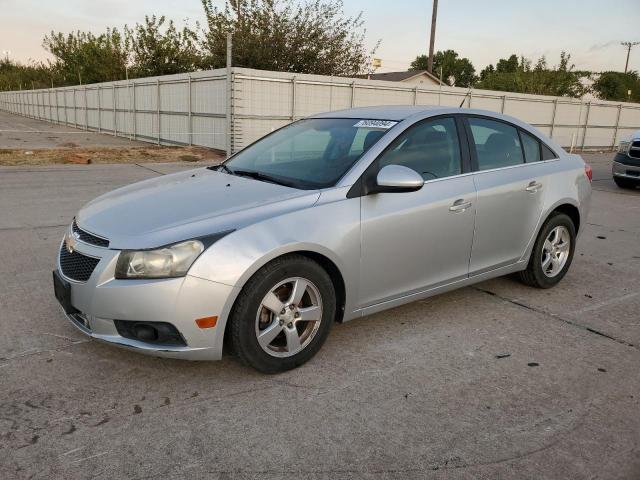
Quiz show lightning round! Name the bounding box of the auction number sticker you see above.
[353,120,398,130]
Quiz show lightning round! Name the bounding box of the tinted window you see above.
[226,118,391,189]
[541,144,557,160]
[377,117,462,180]
[520,131,541,162]
[468,117,524,170]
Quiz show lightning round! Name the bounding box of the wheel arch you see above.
[220,247,349,355]
[521,199,581,265]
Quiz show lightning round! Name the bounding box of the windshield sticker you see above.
[353,120,398,130]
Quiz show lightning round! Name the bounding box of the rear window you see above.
[541,144,558,160]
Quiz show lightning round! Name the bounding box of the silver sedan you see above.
[53,106,592,372]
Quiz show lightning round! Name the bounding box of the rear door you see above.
[464,116,549,275]
[358,116,477,307]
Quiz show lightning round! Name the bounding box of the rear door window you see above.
[520,131,541,162]
[468,117,524,170]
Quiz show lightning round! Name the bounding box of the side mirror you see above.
[372,165,424,193]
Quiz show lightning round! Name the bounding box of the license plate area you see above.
[52,270,74,314]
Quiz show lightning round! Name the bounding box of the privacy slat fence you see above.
[1,67,640,155]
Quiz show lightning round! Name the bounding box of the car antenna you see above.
[459,87,473,108]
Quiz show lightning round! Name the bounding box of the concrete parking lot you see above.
[1,136,639,477]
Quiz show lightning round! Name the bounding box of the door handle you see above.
[449,199,472,213]
[526,181,543,193]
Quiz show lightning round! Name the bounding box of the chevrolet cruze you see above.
[53,106,592,373]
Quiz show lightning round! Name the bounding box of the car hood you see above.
[76,168,320,249]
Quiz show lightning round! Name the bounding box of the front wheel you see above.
[229,254,336,373]
[518,212,576,289]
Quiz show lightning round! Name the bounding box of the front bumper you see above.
[612,160,640,182]
[55,236,239,361]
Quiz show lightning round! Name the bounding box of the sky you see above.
[1,0,639,74]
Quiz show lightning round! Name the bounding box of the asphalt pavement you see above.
[1,133,639,478]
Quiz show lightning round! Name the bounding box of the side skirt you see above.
[345,260,528,320]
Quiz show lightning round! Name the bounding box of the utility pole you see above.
[621,41,639,74]
[427,0,438,73]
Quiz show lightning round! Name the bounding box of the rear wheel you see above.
[229,255,335,373]
[518,212,576,289]
[613,177,638,190]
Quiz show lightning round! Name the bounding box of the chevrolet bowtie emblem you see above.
[65,232,78,254]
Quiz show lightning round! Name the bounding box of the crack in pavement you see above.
[135,163,165,175]
[472,287,638,351]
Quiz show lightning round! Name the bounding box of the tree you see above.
[43,28,129,84]
[199,0,376,76]
[126,16,202,77]
[592,71,640,102]
[410,50,476,87]
[0,58,57,91]
[476,52,588,98]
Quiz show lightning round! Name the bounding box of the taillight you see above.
[585,164,593,182]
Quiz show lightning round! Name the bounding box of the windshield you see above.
[223,118,396,189]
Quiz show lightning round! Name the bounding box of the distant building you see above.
[357,70,442,86]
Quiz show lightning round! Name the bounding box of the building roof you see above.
[357,70,442,84]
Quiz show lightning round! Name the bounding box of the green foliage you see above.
[476,52,588,97]
[126,15,201,77]
[592,71,640,102]
[410,50,476,87]
[199,0,376,76]
[0,58,55,90]
[43,28,129,84]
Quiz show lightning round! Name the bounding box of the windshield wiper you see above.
[209,164,233,174]
[231,169,296,188]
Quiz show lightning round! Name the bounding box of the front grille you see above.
[59,244,100,282]
[629,141,640,159]
[72,220,109,248]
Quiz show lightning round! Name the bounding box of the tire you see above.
[518,212,576,289]
[229,254,336,373]
[613,177,638,190]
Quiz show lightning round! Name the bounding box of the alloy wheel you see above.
[255,277,323,358]
[541,225,571,278]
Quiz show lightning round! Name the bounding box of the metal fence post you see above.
[129,82,133,141]
[612,104,622,151]
[549,99,558,139]
[413,85,418,105]
[188,74,192,146]
[132,82,136,140]
[501,95,506,113]
[97,86,102,133]
[84,87,88,130]
[580,101,591,150]
[73,88,77,128]
[350,82,356,108]
[113,84,117,136]
[468,91,473,108]
[156,79,161,145]
[291,76,297,121]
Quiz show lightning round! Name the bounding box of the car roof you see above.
[309,105,447,121]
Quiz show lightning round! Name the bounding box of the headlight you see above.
[618,141,630,154]
[115,240,205,279]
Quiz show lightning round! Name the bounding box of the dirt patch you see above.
[0,145,225,166]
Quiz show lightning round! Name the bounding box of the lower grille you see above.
[59,245,100,282]
[629,141,640,159]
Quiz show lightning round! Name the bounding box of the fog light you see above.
[134,324,158,341]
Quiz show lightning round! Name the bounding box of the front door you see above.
[359,116,477,308]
